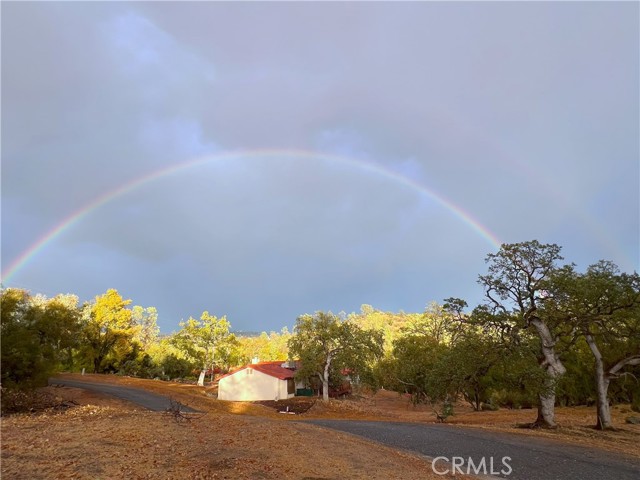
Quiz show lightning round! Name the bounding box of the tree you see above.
[444,332,501,411]
[348,305,420,353]
[1,288,81,388]
[478,241,570,428]
[145,336,196,380]
[551,261,640,429]
[131,305,159,351]
[403,302,459,344]
[441,299,542,411]
[80,289,136,373]
[288,311,384,401]
[237,328,292,364]
[172,311,233,386]
[387,333,449,405]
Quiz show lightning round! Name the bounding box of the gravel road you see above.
[307,420,640,480]
[48,378,198,412]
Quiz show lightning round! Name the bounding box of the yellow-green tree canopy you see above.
[288,311,383,401]
[80,289,136,373]
[1,288,81,388]
[237,327,291,364]
[171,311,234,385]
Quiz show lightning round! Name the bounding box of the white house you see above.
[217,361,302,401]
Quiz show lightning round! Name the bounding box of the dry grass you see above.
[1,375,451,480]
[2,373,637,479]
[2,407,452,480]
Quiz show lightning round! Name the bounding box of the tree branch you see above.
[608,355,640,378]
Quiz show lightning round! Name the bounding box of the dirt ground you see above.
[1,375,454,480]
[2,374,638,479]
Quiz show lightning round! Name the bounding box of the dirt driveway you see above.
[49,377,199,412]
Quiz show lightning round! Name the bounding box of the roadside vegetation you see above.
[2,240,639,432]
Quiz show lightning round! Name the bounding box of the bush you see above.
[0,387,57,416]
[442,398,454,417]
[1,289,80,389]
[118,354,163,378]
[490,389,535,409]
[161,354,195,379]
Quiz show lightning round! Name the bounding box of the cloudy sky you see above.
[2,2,638,333]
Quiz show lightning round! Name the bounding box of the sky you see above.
[2,2,638,334]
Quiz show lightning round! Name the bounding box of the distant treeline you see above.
[2,241,639,429]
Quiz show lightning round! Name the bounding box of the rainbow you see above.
[1,148,503,284]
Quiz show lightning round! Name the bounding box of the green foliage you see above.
[479,241,564,314]
[237,327,291,364]
[348,305,421,353]
[555,339,595,406]
[384,334,449,404]
[288,311,383,400]
[481,402,499,411]
[440,333,498,410]
[368,355,399,391]
[478,241,573,426]
[486,338,550,408]
[551,261,640,375]
[171,311,234,374]
[402,302,458,344]
[161,354,196,379]
[545,260,640,428]
[489,390,535,410]
[131,305,159,350]
[78,289,137,373]
[1,288,81,389]
[478,241,574,344]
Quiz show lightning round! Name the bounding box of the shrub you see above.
[161,354,195,379]
[0,387,57,416]
[491,389,535,409]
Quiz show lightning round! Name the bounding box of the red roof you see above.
[250,361,295,380]
[220,361,295,380]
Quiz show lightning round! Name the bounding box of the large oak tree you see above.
[550,261,640,429]
[288,311,383,401]
[478,241,570,428]
[172,311,234,386]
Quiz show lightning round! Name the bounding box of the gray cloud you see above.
[2,2,637,332]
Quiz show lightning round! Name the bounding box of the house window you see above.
[287,378,295,395]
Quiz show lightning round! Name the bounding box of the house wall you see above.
[218,368,295,401]
[277,378,288,400]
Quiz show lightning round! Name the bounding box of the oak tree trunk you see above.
[595,375,612,430]
[321,352,335,402]
[93,357,101,374]
[321,376,329,402]
[585,334,613,430]
[535,388,557,428]
[530,318,566,428]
